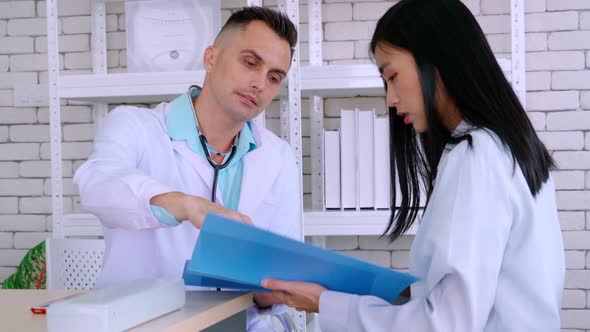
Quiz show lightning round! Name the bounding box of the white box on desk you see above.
[47,278,185,332]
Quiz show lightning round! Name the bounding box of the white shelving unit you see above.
[47,0,526,238]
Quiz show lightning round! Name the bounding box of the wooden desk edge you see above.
[163,292,254,332]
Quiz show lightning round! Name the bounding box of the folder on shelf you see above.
[183,213,419,302]
[358,109,375,208]
[340,109,358,209]
[324,130,341,209]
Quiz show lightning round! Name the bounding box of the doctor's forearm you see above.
[150,191,190,223]
[150,192,252,228]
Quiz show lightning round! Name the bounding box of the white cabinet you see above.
[46,0,526,238]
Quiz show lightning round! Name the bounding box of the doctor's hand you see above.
[150,192,253,229]
[261,279,326,313]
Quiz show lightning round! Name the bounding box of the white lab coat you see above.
[74,102,301,330]
[319,124,565,332]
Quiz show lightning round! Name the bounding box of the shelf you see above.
[58,65,383,103]
[59,211,417,238]
[304,210,418,236]
[61,213,104,237]
[59,70,206,104]
[58,59,511,104]
[300,64,384,97]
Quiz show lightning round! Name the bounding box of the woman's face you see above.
[374,42,428,133]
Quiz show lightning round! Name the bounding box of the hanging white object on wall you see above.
[125,0,220,72]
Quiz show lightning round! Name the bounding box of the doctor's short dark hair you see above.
[218,6,298,58]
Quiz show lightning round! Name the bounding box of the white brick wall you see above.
[0,36,35,54]
[525,11,578,32]
[549,31,590,51]
[565,250,587,268]
[0,0,589,329]
[0,72,38,89]
[0,126,8,142]
[13,231,50,249]
[35,34,89,53]
[547,112,590,131]
[539,132,584,150]
[552,171,585,190]
[560,212,586,231]
[0,56,8,71]
[527,51,585,71]
[0,2,35,19]
[7,18,49,36]
[0,162,19,178]
[527,90,579,111]
[553,71,590,90]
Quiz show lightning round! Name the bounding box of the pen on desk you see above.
[30,293,83,314]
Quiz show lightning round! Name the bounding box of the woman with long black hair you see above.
[261,0,565,330]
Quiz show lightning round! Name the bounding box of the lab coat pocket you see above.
[262,192,280,206]
[250,191,281,229]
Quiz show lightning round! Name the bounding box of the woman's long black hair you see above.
[370,0,554,241]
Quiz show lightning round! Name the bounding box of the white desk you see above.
[0,289,253,331]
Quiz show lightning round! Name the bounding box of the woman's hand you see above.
[261,279,326,313]
[252,291,284,308]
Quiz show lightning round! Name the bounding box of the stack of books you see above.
[324,109,401,210]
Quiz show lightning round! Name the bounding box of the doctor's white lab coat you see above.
[73,102,301,328]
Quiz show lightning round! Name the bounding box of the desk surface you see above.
[0,289,253,332]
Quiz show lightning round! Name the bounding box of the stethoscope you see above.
[188,85,239,203]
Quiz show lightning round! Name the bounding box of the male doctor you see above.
[74,7,300,331]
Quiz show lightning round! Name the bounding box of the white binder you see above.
[357,110,375,208]
[324,130,341,209]
[340,109,358,209]
[374,116,392,209]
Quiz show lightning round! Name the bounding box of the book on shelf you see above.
[340,109,358,209]
[324,130,341,209]
[374,115,391,209]
[182,213,419,302]
[358,109,375,208]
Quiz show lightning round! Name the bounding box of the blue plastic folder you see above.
[183,213,419,302]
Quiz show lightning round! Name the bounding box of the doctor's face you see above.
[374,42,428,133]
[204,21,291,123]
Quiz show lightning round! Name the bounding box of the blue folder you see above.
[183,213,419,302]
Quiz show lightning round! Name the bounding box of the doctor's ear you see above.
[203,45,218,72]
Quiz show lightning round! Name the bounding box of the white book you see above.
[324,130,341,209]
[374,116,392,209]
[340,109,358,209]
[357,110,375,208]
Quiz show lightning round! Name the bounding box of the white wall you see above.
[0,0,588,330]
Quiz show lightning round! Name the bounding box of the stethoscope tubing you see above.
[189,85,239,203]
